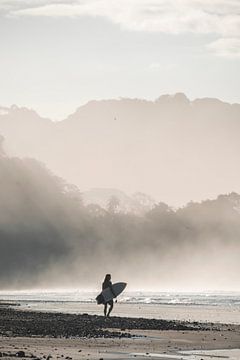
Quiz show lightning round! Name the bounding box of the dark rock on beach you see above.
[0,307,236,339]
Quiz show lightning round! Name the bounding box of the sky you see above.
[0,0,240,120]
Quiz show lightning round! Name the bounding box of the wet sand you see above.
[0,306,239,359]
[17,302,240,325]
[1,329,240,359]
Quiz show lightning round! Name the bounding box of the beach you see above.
[1,290,240,325]
[17,302,240,325]
[0,304,240,360]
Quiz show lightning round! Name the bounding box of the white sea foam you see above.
[0,108,9,116]
[1,290,240,306]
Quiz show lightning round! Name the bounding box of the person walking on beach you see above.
[102,274,116,317]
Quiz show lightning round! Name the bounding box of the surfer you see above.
[102,274,116,317]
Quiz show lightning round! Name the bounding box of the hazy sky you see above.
[1,0,240,119]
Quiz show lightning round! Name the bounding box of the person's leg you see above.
[104,303,107,316]
[107,300,113,317]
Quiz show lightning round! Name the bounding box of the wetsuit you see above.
[102,279,115,316]
[102,279,115,303]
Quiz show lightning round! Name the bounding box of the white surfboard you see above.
[96,282,127,304]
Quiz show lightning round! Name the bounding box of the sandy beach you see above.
[0,305,240,359]
[1,330,240,360]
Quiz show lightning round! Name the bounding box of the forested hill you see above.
[0,136,239,290]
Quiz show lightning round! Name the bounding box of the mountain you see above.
[0,94,240,206]
[0,105,53,157]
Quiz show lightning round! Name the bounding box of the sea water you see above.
[1,290,240,306]
[0,290,240,324]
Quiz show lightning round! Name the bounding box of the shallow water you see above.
[1,290,240,324]
[181,348,240,360]
[123,349,240,359]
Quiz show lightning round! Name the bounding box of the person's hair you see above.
[104,274,111,282]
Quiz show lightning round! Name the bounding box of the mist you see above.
[0,135,239,291]
[1,94,240,207]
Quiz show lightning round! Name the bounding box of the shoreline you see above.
[5,301,240,325]
[0,307,227,338]
[0,306,240,359]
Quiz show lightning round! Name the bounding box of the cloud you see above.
[1,1,240,57]
[207,37,240,58]
[148,62,177,71]
[149,62,163,71]
[1,0,239,35]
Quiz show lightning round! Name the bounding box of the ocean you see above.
[1,289,240,306]
[1,290,240,324]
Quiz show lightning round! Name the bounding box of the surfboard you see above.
[96,282,127,304]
